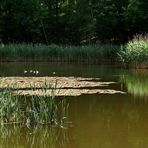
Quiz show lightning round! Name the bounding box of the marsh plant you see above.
[0,86,22,125]
[119,34,148,68]
[0,83,68,126]
[0,43,120,63]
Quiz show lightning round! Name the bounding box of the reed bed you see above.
[0,83,68,126]
[0,43,120,63]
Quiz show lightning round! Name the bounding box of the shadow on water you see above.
[0,62,122,80]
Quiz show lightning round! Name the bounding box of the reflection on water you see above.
[122,70,148,98]
[67,94,148,148]
[0,125,69,148]
[1,94,148,148]
[1,62,148,148]
[0,62,122,80]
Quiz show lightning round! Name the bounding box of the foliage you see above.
[0,83,68,126]
[0,43,120,62]
[95,0,128,42]
[124,0,148,36]
[118,35,148,68]
[0,0,147,44]
[1,0,48,43]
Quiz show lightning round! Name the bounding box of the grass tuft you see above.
[0,82,68,126]
[118,34,148,68]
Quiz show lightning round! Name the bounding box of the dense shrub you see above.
[119,35,148,68]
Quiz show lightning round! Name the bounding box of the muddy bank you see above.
[0,76,125,96]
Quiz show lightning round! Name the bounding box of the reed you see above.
[0,82,68,126]
[0,43,120,63]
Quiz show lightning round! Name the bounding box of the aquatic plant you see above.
[0,86,22,125]
[119,35,148,68]
[0,82,68,126]
[0,43,120,63]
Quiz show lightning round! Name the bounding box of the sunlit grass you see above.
[119,35,148,68]
[0,82,68,126]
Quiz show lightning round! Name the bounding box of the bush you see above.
[119,35,148,68]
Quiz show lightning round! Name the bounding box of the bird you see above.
[24,70,28,74]
[35,70,39,75]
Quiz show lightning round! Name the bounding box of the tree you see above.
[0,0,147,44]
[95,0,128,43]
[0,1,5,41]
[124,0,148,37]
[2,0,48,43]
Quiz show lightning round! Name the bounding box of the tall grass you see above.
[119,35,148,68]
[0,83,68,126]
[0,86,22,125]
[0,43,120,63]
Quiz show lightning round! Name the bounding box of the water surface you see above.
[0,62,148,148]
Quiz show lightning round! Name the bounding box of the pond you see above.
[0,62,148,148]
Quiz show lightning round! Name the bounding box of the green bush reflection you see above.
[121,70,148,98]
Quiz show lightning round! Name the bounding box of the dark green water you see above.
[0,62,148,148]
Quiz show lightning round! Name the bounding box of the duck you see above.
[24,70,28,74]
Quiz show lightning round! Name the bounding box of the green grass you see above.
[0,83,68,126]
[0,43,120,63]
[118,35,148,68]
